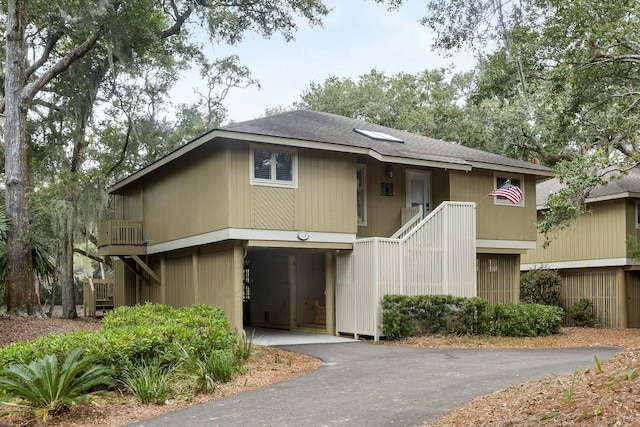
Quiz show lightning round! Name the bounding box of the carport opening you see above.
[243,248,327,333]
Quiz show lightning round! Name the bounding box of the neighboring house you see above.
[521,169,640,328]
[98,110,551,339]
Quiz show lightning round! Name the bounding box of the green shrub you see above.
[0,330,100,371]
[520,268,562,306]
[568,298,601,327]
[171,342,216,393]
[0,303,251,411]
[120,356,174,404]
[381,295,490,339]
[381,295,417,339]
[455,297,490,335]
[0,348,115,421]
[171,342,239,393]
[102,303,236,359]
[487,303,563,337]
[382,295,563,339]
[0,304,240,382]
[208,350,236,383]
[381,294,458,338]
[234,330,254,365]
[487,304,534,337]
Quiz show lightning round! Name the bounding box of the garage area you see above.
[243,248,332,333]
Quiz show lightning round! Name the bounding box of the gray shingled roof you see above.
[110,110,553,192]
[537,167,640,207]
[222,110,551,174]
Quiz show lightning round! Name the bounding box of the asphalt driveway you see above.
[127,340,620,427]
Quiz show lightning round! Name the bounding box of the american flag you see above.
[490,182,523,204]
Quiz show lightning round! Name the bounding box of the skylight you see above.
[353,128,404,143]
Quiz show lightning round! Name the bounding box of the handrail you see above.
[99,220,144,246]
[399,201,475,242]
[384,201,477,242]
[390,205,423,239]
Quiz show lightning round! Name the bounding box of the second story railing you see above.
[99,220,145,246]
[391,205,423,239]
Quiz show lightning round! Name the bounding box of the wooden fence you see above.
[561,269,624,328]
[83,278,114,317]
[336,201,477,340]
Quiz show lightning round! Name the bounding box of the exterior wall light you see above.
[385,164,394,178]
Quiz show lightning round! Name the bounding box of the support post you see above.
[325,251,336,336]
[288,255,297,329]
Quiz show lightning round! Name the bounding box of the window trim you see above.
[357,164,367,226]
[492,173,525,207]
[250,144,298,188]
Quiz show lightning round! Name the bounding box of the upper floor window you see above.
[250,145,298,188]
[493,173,524,206]
[357,164,367,226]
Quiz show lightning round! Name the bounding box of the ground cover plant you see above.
[0,348,115,421]
[0,303,254,422]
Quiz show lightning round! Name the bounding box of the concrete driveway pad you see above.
[127,339,620,427]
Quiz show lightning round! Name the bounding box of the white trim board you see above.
[521,258,635,271]
[147,228,356,255]
[476,239,536,250]
[537,192,640,210]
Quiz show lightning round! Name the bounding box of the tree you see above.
[388,0,640,237]
[294,68,483,144]
[2,0,334,316]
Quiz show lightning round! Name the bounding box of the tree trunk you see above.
[4,0,40,315]
[61,205,77,319]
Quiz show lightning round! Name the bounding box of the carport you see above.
[243,248,336,334]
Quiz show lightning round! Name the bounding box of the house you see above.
[521,169,640,328]
[98,110,552,339]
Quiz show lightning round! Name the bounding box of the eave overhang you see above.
[109,129,552,193]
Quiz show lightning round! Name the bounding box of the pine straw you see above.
[396,328,640,427]
[423,347,640,427]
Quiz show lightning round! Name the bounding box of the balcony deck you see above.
[98,220,147,256]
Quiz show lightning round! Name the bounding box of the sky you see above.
[172,0,478,124]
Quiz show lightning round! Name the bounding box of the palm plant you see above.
[0,347,115,421]
[0,205,57,304]
[0,208,7,238]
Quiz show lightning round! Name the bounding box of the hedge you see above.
[381,295,563,339]
[0,303,238,378]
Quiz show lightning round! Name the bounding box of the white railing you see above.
[336,201,477,340]
[391,205,423,239]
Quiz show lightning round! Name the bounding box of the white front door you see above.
[407,171,431,217]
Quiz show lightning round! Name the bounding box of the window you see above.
[636,201,640,228]
[250,145,297,188]
[493,173,524,206]
[357,164,367,225]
